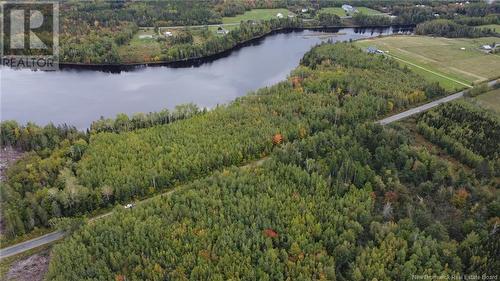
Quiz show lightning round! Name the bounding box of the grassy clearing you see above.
[472,88,500,114]
[355,36,500,91]
[320,7,347,16]
[117,28,162,63]
[402,63,463,91]
[478,24,500,32]
[222,8,291,24]
[320,6,384,16]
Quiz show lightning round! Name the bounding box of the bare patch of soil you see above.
[5,250,50,281]
[0,146,23,181]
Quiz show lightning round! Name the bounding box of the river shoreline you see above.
[59,25,414,72]
[2,28,407,128]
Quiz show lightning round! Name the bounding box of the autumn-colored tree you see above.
[273,133,283,145]
[452,187,470,208]
[263,228,278,238]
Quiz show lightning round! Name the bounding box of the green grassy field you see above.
[222,8,291,24]
[320,6,384,16]
[118,29,162,63]
[472,88,500,113]
[320,7,347,16]
[479,24,500,32]
[355,36,500,92]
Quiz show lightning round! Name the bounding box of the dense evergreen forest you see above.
[43,44,499,280]
[416,19,499,38]
[417,101,500,176]
[46,124,499,280]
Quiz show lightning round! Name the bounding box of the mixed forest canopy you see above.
[0,42,445,239]
[42,43,499,280]
[1,1,499,280]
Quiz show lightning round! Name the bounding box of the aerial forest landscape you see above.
[0,0,499,280]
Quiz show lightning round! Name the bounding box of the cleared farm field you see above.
[118,29,162,63]
[320,6,383,16]
[222,8,291,24]
[355,36,500,91]
[320,7,347,16]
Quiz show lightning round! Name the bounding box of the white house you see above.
[276,13,284,18]
[342,4,355,14]
[481,45,492,50]
[164,31,173,37]
[301,8,308,13]
[216,26,229,35]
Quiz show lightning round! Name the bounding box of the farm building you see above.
[366,46,384,54]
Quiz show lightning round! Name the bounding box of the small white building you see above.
[301,8,308,13]
[216,26,229,35]
[276,13,284,18]
[164,31,173,37]
[481,45,492,50]
[342,4,356,14]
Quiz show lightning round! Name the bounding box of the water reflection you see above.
[1,27,412,129]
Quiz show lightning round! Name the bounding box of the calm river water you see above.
[0,27,411,129]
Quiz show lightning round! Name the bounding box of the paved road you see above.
[1,80,497,259]
[378,79,498,125]
[0,231,65,259]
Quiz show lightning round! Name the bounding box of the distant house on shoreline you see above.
[217,26,229,35]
